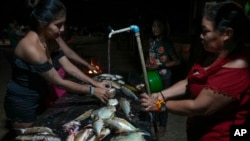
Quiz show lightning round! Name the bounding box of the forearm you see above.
[59,57,96,85]
[64,64,96,85]
[166,100,196,116]
[57,79,91,94]
[41,69,91,95]
[56,37,90,67]
[66,50,89,66]
[164,88,231,116]
[161,79,187,100]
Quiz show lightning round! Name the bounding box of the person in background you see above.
[146,18,180,89]
[4,0,110,129]
[141,1,250,141]
[145,18,180,137]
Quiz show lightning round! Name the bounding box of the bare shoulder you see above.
[15,34,47,64]
[223,58,248,68]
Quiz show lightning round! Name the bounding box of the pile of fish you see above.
[93,73,143,100]
[63,100,150,141]
[61,73,150,141]
[15,73,150,141]
[15,126,61,141]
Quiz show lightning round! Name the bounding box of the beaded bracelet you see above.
[160,91,167,102]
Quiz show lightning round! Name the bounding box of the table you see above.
[34,73,153,141]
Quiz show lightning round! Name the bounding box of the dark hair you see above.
[204,2,250,43]
[26,0,66,31]
[151,17,170,38]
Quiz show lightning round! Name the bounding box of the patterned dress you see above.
[149,38,176,88]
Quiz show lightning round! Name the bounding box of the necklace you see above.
[41,41,51,60]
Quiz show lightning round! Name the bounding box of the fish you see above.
[74,109,93,121]
[99,73,117,80]
[63,109,93,134]
[110,132,146,141]
[111,81,121,89]
[17,126,55,136]
[120,86,139,101]
[108,98,119,106]
[87,135,97,141]
[63,120,81,134]
[135,83,145,91]
[107,88,116,98]
[96,128,111,140]
[88,128,111,141]
[114,74,123,79]
[15,134,61,141]
[74,127,94,141]
[66,133,75,141]
[93,118,104,136]
[117,80,125,85]
[104,117,138,133]
[119,98,131,119]
[91,106,116,120]
[123,84,138,93]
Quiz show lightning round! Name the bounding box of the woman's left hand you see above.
[140,93,158,112]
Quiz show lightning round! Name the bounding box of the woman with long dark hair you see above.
[4,0,110,129]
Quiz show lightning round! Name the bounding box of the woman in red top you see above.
[140,1,250,141]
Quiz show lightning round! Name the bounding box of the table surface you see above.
[34,73,153,141]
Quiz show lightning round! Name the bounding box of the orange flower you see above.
[155,99,164,112]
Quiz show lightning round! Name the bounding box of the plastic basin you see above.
[147,70,163,93]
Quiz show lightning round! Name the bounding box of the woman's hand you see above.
[92,81,112,103]
[93,87,110,104]
[151,92,162,100]
[94,81,111,89]
[140,93,159,112]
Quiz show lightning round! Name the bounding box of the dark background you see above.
[1,0,247,37]
[0,0,192,36]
